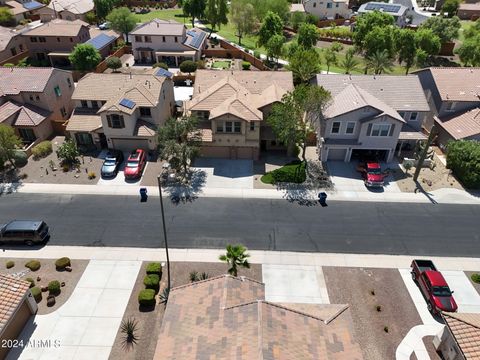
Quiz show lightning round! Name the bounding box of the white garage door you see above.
[111,138,149,152]
[328,148,347,161]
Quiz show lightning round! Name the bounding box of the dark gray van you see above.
[0,220,50,246]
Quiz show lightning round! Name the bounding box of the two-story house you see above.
[186,70,294,160]
[312,74,431,162]
[0,67,74,147]
[0,26,28,65]
[38,0,94,23]
[0,0,44,25]
[357,3,409,27]
[129,19,207,66]
[302,0,351,20]
[66,73,175,151]
[413,68,480,149]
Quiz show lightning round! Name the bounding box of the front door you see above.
[99,133,108,149]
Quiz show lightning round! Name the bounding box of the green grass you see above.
[135,9,189,24]
[212,60,231,69]
[261,161,306,184]
[206,23,267,53]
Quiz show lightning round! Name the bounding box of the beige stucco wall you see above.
[23,26,90,56]
[303,0,351,19]
[0,299,34,360]
[0,34,27,63]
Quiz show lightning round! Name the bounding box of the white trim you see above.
[345,121,356,134]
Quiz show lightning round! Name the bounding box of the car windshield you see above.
[104,160,116,166]
[127,161,139,167]
[368,168,381,174]
[433,286,452,297]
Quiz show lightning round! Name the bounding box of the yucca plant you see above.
[159,287,170,304]
[189,271,210,282]
[199,272,210,280]
[189,271,199,283]
[120,318,139,351]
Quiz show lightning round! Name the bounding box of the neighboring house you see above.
[153,275,363,359]
[21,19,119,67]
[290,3,306,13]
[0,67,74,146]
[303,0,351,20]
[0,25,28,65]
[457,2,480,20]
[129,19,207,66]
[357,2,409,27]
[38,0,94,23]
[186,70,294,160]
[66,72,175,151]
[0,274,38,360]
[413,67,480,148]
[312,74,430,162]
[433,312,480,360]
[0,0,44,24]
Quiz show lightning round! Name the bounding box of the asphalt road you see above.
[0,193,479,257]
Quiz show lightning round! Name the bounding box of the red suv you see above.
[124,149,146,180]
[357,162,386,188]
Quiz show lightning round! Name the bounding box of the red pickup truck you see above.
[356,162,386,188]
[411,259,458,314]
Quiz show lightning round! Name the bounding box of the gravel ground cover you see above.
[108,261,262,360]
[323,267,422,360]
[1,257,88,314]
[465,271,480,296]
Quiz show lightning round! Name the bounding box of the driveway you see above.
[96,150,147,186]
[327,161,402,193]
[8,260,141,360]
[192,158,253,189]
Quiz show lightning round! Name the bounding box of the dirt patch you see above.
[140,159,166,187]
[1,257,88,314]
[108,261,261,360]
[323,267,422,360]
[465,271,480,296]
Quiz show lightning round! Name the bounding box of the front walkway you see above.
[7,260,141,360]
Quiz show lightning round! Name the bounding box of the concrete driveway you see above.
[192,158,253,189]
[327,161,402,193]
[96,150,147,186]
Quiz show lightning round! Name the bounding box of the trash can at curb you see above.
[318,192,327,206]
[140,187,148,202]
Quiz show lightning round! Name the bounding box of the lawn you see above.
[212,60,231,69]
[261,160,306,184]
[134,9,190,25]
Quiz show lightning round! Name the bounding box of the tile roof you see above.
[65,113,102,132]
[413,68,480,102]
[459,2,480,10]
[0,67,55,94]
[154,275,363,360]
[435,107,480,140]
[5,1,29,15]
[0,274,31,334]
[46,0,93,15]
[313,74,430,112]
[443,312,480,359]
[0,26,19,52]
[184,28,207,50]
[0,101,50,126]
[134,119,156,136]
[131,19,185,36]
[23,19,89,37]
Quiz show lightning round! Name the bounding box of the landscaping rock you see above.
[65,266,72,272]
[36,276,41,282]
[41,286,48,292]
[61,282,65,287]
[46,295,56,307]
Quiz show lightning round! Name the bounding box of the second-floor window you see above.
[140,107,151,117]
[398,111,405,119]
[57,37,60,42]
[39,37,46,42]
[30,37,37,42]
[81,100,88,108]
[67,78,72,88]
[345,122,355,134]
[409,112,418,122]
[162,36,166,42]
[54,86,61,97]
[331,121,341,134]
[135,35,142,42]
[313,2,316,7]
[144,36,152,43]
[217,121,241,133]
[250,123,255,131]
[174,36,178,42]
[327,2,332,8]
[106,114,125,128]
[369,123,392,137]
[91,101,99,109]
[445,102,456,112]
[10,47,17,56]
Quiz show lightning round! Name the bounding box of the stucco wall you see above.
[303,0,351,19]
[0,300,33,360]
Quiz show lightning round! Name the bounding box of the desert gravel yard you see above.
[323,267,422,360]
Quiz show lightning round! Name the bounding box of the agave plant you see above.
[199,272,210,280]
[120,318,139,351]
[189,271,210,282]
[189,271,199,283]
[159,287,170,304]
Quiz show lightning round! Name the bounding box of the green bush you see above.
[25,260,41,271]
[31,141,53,160]
[25,277,35,288]
[138,289,156,306]
[30,286,42,302]
[13,151,28,167]
[6,260,14,269]
[318,27,352,40]
[446,140,480,189]
[179,60,197,73]
[242,61,251,70]
[55,257,71,270]
[143,274,160,292]
[106,56,122,71]
[146,262,162,276]
[472,274,480,284]
[253,50,261,59]
[48,280,61,296]
[153,62,168,69]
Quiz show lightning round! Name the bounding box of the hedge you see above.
[446,140,480,189]
[31,286,42,302]
[146,262,162,276]
[25,260,41,271]
[31,141,53,160]
[48,280,61,296]
[6,260,14,269]
[55,257,71,270]
[138,289,156,306]
[242,61,251,70]
[143,274,160,292]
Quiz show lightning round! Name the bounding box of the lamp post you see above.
[157,175,171,292]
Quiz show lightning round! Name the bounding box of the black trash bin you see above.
[318,192,327,207]
[140,187,148,202]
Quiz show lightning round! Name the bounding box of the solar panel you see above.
[189,32,206,49]
[364,2,401,12]
[119,98,136,109]
[86,34,116,50]
[186,30,197,37]
[23,0,44,10]
[155,68,173,78]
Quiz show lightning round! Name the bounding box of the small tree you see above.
[258,11,283,47]
[219,244,250,277]
[446,140,480,189]
[365,49,394,75]
[290,11,305,32]
[106,56,122,71]
[0,124,22,169]
[183,0,206,28]
[456,34,480,66]
[230,0,257,46]
[441,0,460,17]
[106,7,137,40]
[0,8,15,27]
[287,48,321,84]
[265,34,285,66]
[69,44,101,71]
[179,60,197,74]
[56,139,79,166]
[419,16,460,43]
[94,0,118,21]
[85,10,97,24]
[341,48,359,74]
[297,23,318,49]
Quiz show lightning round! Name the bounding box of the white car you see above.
[99,22,109,30]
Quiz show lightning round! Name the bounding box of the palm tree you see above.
[219,244,250,277]
[341,50,359,74]
[365,50,394,75]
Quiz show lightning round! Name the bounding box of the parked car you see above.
[98,22,109,30]
[0,220,50,246]
[124,149,146,180]
[356,162,386,188]
[101,150,124,178]
[411,259,458,314]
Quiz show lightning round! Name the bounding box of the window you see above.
[327,2,332,8]
[30,37,37,42]
[35,95,40,101]
[140,107,151,117]
[70,37,73,42]
[101,101,106,105]
[19,44,23,51]
[234,122,241,133]
[39,37,46,42]
[409,112,418,122]
[10,47,17,57]
[174,36,178,42]
[18,128,36,142]
[144,36,152,43]
[29,95,34,101]
[135,35,142,42]
[81,100,88,108]
[218,121,242,133]
[250,123,255,131]
[225,121,232,132]
[345,122,355,134]
[60,106,67,117]
[54,86,61,97]
[216,122,223,133]
[106,114,125,128]
[75,132,93,145]
[331,121,340,134]
[370,124,391,137]
[313,2,316,6]
[445,102,456,112]
[91,101,99,109]
[162,36,166,42]
[67,78,72,88]
[57,37,60,42]
[336,2,339,6]
[398,111,405,119]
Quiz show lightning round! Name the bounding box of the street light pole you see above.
[157,175,171,292]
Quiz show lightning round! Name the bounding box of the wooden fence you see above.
[95,45,132,73]
[0,50,29,66]
[203,39,269,70]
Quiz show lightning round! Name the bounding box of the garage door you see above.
[111,138,149,152]
[328,148,347,161]
[237,147,254,159]
[200,146,230,158]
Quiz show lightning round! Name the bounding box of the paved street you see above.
[1,194,479,256]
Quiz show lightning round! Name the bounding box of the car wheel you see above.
[24,240,34,246]
[427,302,434,314]
[411,272,416,281]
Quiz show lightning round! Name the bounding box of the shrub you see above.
[138,289,156,306]
[153,62,168,69]
[106,56,122,71]
[25,260,41,271]
[6,260,14,269]
[143,274,160,292]
[56,139,79,166]
[242,61,251,70]
[179,60,197,73]
[88,171,96,179]
[31,141,53,160]
[471,274,480,284]
[25,277,35,288]
[146,262,162,276]
[446,140,480,189]
[196,60,206,69]
[13,151,28,167]
[55,257,71,270]
[48,280,61,296]
[30,286,42,302]
[253,50,261,59]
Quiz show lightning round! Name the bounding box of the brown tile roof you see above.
[46,0,93,15]
[154,275,363,360]
[0,101,50,126]
[414,68,480,102]
[459,2,480,10]
[0,26,20,52]
[435,107,480,140]
[24,19,89,37]
[443,312,480,359]
[65,113,102,132]
[5,1,29,15]
[0,67,56,95]
[131,19,185,36]
[134,119,156,136]
[0,274,31,334]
